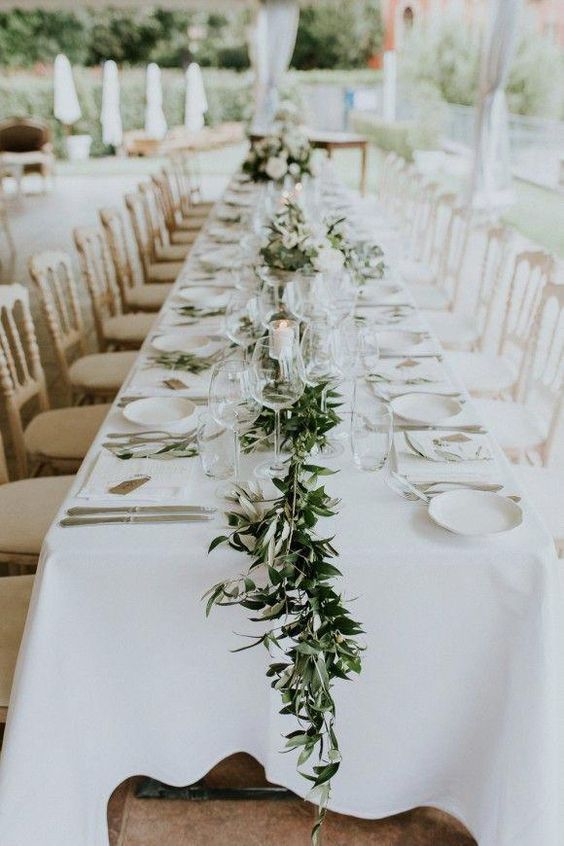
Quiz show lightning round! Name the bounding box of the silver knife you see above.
[60,514,215,528]
[394,424,487,434]
[66,505,216,516]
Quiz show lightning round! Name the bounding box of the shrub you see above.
[349,113,415,160]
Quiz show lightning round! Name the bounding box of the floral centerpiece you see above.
[326,215,387,281]
[243,124,314,184]
[260,200,345,276]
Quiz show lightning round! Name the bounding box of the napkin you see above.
[125,366,210,401]
[404,430,493,463]
[199,247,242,272]
[78,450,197,503]
[367,358,454,393]
[394,432,499,485]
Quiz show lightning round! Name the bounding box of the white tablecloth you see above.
[1,179,563,846]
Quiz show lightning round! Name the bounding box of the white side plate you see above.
[428,489,523,536]
[390,392,463,425]
[123,397,197,431]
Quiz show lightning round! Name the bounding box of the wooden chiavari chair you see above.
[99,207,171,309]
[29,251,136,403]
[157,167,204,235]
[138,182,191,260]
[0,430,72,572]
[0,573,34,722]
[169,151,213,215]
[74,226,155,352]
[448,249,554,397]
[124,192,183,285]
[424,219,510,350]
[474,280,563,464]
[0,284,109,477]
[151,173,197,245]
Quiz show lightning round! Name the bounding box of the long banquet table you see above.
[0,173,563,846]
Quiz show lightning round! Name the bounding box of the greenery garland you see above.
[204,382,364,844]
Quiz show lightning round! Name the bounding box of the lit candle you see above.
[270,318,295,359]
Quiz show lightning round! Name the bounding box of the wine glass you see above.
[320,269,358,327]
[300,319,343,458]
[250,334,305,479]
[285,272,324,323]
[209,360,261,495]
[224,291,263,351]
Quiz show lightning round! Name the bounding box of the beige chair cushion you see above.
[175,218,203,232]
[69,351,137,393]
[0,575,34,710]
[424,312,480,350]
[0,475,73,556]
[446,351,518,396]
[103,313,155,346]
[473,398,547,454]
[147,263,183,283]
[171,230,196,245]
[126,284,171,310]
[513,465,564,549]
[24,404,110,461]
[156,244,189,262]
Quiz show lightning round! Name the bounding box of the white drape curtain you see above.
[251,0,300,131]
[145,62,167,140]
[184,62,208,131]
[53,54,81,127]
[100,60,122,147]
[468,0,521,210]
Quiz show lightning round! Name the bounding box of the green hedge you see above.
[349,112,416,160]
[0,67,254,157]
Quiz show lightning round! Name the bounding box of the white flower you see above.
[282,231,300,250]
[315,244,345,274]
[288,162,301,177]
[265,156,288,181]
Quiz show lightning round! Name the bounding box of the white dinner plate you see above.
[177,288,228,308]
[377,330,425,353]
[390,392,464,425]
[428,490,523,536]
[123,397,197,432]
[152,332,217,355]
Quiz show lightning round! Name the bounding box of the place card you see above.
[108,476,151,496]
[163,378,190,391]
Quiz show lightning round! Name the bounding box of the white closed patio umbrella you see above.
[184,62,208,132]
[144,62,167,140]
[101,60,122,148]
[53,53,81,129]
[468,0,521,211]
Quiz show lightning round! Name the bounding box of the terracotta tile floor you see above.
[107,754,477,846]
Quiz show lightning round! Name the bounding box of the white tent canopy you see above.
[100,60,122,147]
[184,62,208,132]
[468,0,521,211]
[144,62,167,140]
[251,0,300,131]
[53,53,81,126]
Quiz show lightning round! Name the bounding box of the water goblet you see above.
[250,334,305,479]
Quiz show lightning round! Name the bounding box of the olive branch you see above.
[204,383,363,844]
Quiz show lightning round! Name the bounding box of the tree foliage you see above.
[292,0,384,70]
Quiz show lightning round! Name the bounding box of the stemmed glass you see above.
[300,319,343,457]
[319,269,358,327]
[250,334,305,478]
[209,360,261,495]
[224,291,263,352]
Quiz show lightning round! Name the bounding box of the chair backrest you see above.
[0,284,48,478]
[169,150,202,208]
[378,151,399,207]
[459,223,510,349]
[74,226,122,350]
[520,281,563,463]
[498,250,554,392]
[0,430,9,485]
[139,181,169,253]
[0,117,51,153]
[28,251,88,397]
[152,171,177,234]
[99,207,143,302]
[125,191,154,278]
